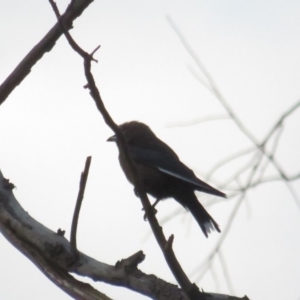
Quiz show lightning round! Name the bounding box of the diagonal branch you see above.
[49,2,207,299]
[261,100,300,147]
[0,0,94,105]
[70,156,92,256]
[0,170,249,300]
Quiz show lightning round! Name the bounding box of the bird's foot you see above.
[142,205,158,221]
[142,199,160,221]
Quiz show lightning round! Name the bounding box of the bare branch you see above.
[218,250,235,295]
[0,170,249,300]
[115,251,145,269]
[0,0,94,105]
[167,15,300,189]
[70,156,92,256]
[189,148,265,283]
[220,152,262,189]
[261,99,300,147]
[166,16,260,144]
[167,115,230,128]
[206,147,256,180]
[253,125,284,187]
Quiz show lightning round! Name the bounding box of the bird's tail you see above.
[181,193,220,238]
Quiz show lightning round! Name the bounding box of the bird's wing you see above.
[128,145,226,198]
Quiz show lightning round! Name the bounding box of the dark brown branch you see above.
[0,0,94,106]
[115,251,145,269]
[48,2,207,300]
[70,156,92,256]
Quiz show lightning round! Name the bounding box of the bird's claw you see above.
[142,205,157,221]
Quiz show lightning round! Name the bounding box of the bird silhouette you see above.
[108,121,226,237]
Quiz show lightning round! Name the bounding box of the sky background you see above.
[1,0,300,299]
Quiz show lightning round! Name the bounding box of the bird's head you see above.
[107,121,155,145]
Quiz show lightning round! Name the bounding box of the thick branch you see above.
[0,0,94,105]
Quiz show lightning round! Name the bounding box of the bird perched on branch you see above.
[107,121,226,237]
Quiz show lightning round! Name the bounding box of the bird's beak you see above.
[107,134,117,142]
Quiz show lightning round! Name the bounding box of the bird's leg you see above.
[143,199,160,221]
[152,199,160,209]
[133,186,160,219]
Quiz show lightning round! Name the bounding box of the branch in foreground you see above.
[70,156,92,256]
[0,170,248,300]
[0,0,94,105]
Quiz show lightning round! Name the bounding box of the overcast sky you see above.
[1,1,300,299]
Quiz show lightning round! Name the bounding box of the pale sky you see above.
[0,1,300,299]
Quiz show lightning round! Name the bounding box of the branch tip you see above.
[115,250,145,269]
[164,234,174,252]
[57,228,65,236]
[70,156,92,256]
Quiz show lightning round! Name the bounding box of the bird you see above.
[107,121,226,237]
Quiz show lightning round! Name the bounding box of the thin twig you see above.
[167,114,230,128]
[193,153,265,282]
[254,125,284,185]
[166,15,259,145]
[70,156,92,256]
[167,15,300,290]
[235,177,252,219]
[193,196,247,284]
[188,65,215,93]
[248,173,300,188]
[206,147,256,180]
[209,264,220,292]
[218,250,235,295]
[261,99,300,147]
[220,152,262,189]
[167,15,300,189]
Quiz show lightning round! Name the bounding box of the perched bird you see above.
[107,121,226,237]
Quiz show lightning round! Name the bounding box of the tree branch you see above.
[0,169,248,300]
[48,2,211,299]
[167,15,300,186]
[70,156,92,256]
[0,0,94,105]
